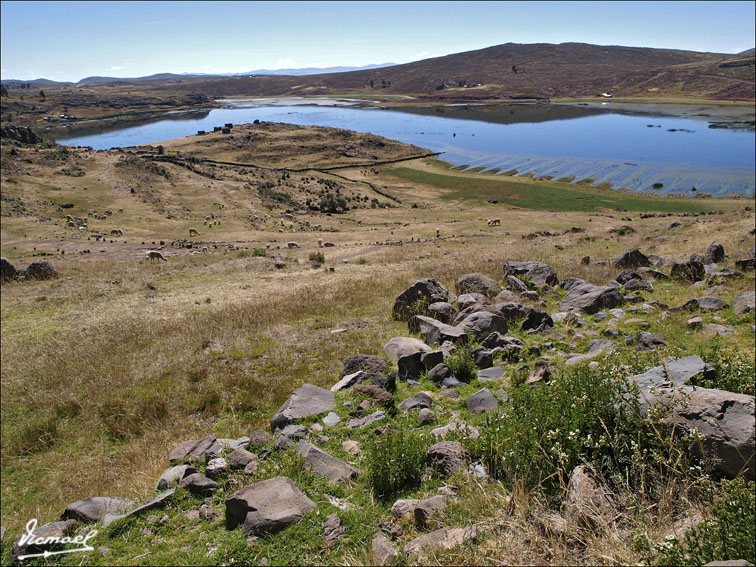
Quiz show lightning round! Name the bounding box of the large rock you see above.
[404,526,478,557]
[0,257,16,282]
[559,283,625,314]
[631,357,755,480]
[168,436,217,464]
[477,366,508,383]
[179,472,218,494]
[428,301,458,324]
[393,278,449,320]
[519,309,554,333]
[565,339,613,366]
[340,354,387,378]
[102,489,175,526]
[613,249,649,269]
[564,465,615,528]
[466,388,498,413]
[503,261,558,287]
[458,311,508,338]
[62,497,135,522]
[225,477,317,535]
[16,260,59,281]
[409,315,467,345]
[296,441,359,483]
[670,260,705,282]
[383,337,431,364]
[455,273,501,297]
[156,465,198,491]
[675,296,729,312]
[427,441,468,477]
[704,242,725,264]
[734,291,755,316]
[372,532,399,565]
[1,125,41,144]
[399,392,433,412]
[270,384,335,432]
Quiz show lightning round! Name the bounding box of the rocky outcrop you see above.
[225,476,317,535]
[1,125,41,144]
[613,249,650,269]
[340,354,387,378]
[670,260,705,282]
[14,260,59,281]
[704,242,725,264]
[62,497,135,523]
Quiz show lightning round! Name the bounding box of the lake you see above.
[53,100,756,197]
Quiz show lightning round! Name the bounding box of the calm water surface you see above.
[54,102,755,196]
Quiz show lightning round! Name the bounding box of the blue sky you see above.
[2,1,754,82]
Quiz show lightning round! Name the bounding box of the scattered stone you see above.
[15,260,59,281]
[427,441,468,477]
[564,465,615,528]
[206,458,228,479]
[636,333,667,351]
[428,301,458,323]
[12,520,79,562]
[675,296,729,312]
[702,323,736,336]
[466,388,498,414]
[613,249,649,269]
[565,339,613,366]
[353,384,394,407]
[404,526,478,557]
[519,308,554,333]
[670,260,705,282]
[687,316,703,329]
[418,408,436,425]
[62,497,135,523]
[322,412,341,427]
[270,384,335,432]
[156,464,199,491]
[431,422,480,440]
[477,366,507,383]
[503,261,558,287]
[249,429,273,448]
[409,315,467,346]
[346,410,385,429]
[342,440,361,455]
[414,495,448,529]
[455,273,501,297]
[331,370,368,392]
[296,441,359,483]
[225,476,317,535]
[393,278,449,320]
[340,354,387,378]
[704,242,725,264]
[371,532,399,566]
[399,392,432,412]
[734,290,755,316]
[168,436,217,464]
[102,489,175,526]
[322,513,345,546]
[560,282,625,314]
[457,292,489,310]
[179,473,218,495]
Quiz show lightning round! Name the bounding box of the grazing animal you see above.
[287,241,299,248]
[189,228,200,237]
[146,250,167,262]
[487,219,501,227]
[110,229,123,236]
[323,241,336,248]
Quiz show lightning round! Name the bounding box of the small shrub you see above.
[654,478,755,566]
[237,250,251,258]
[446,347,477,383]
[652,182,664,189]
[696,339,755,395]
[252,248,267,257]
[309,251,325,263]
[365,428,428,499]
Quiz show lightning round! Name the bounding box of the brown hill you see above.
[163,42,754,101]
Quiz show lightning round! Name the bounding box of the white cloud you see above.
[408,50,441,62]
[273,58,296,69]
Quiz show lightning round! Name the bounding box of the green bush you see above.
[696,339,755,395]
[445,347,477,383]
[654,478,755,566]
[467,363,684,499]
[365,428,428,499]
[237,250,251,258]
[309,251,325,263]
[252,248,267,257]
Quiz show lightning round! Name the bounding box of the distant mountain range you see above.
[1,63,396,86]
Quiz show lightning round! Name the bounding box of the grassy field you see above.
[1,125,754,565]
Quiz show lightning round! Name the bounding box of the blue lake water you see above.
[53,102,756,196]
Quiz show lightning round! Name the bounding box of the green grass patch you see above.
[384,167,712,213]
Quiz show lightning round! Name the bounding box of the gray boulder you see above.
[458,311,508,338]
[228,448,258,469]
[613,249,650,269]
[675,296,729,312]
[393,278,449,321]
[372,533,399,566]
[477,366,508,383]
[102,489,175,526]
[179,473,218,494]
[734,291,755,316]
[399,392,433,412]
[0,257,16,282]
[704,242,725,264]
[427,441,468,477]
[225,476,317,535]
[519,309,554,332]
[503,261,558,287]
[409,315,467,345]
[345,410,385,429]
[456,273,501,297]
[671,260,705,282]
[559,283,625,314]
[457,292,489,310]
[296,441,359,483]
[16,260,59,281]
[156,465,198,491]
[565,339,613,366]
[322,513,344,546]
[404,526,478,557]
[340,354,387,378]
[383,337,431,364]
[11,519,78,562]
[62,497,135,522]
[270,384,335,432]
[428,301,458,324]
[168,436,217,464]
[466,388,498,413]
[430,422,480,440]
